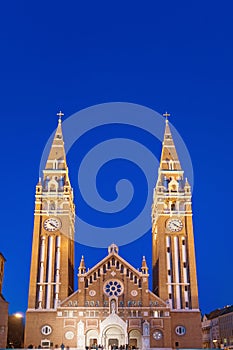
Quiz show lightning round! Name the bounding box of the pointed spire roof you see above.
[45,112,67,170]
[78,256,86,273]
[141,256,148,274]
[160,115,182,171]
[141,255,148,268]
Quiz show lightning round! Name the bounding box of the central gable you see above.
[60,244,169,315]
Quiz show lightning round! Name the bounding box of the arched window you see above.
[169,160,174,170]
[168,178,178,192]
[50,201,56,210]
[171,203,176,211]
[48,179,58,192]
[53,160,58,169]
[42,201,48,210]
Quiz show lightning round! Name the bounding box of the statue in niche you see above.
[143,322,149,336]
[78,320,84,335]
[111,299,116,314]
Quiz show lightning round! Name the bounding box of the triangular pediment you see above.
[100,312,127,332]
[81,249,145,279]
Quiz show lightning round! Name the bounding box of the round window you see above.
[175,325,186,336]
[104,280,123,297]
[65,331,74,340]
[89,290,96,296]
[153,330,163,340]
[41,325,52,335]
[131,290,138,297]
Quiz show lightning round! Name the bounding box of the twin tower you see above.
[25,114,201,349]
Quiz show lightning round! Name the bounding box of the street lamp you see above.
[7,312,25,348]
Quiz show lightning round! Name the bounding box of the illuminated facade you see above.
[25,115,202,349]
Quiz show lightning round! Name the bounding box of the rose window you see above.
[104,280,123,297]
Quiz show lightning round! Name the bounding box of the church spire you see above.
[160,113,182,171]
[152,113,199,312]
[45,111,67,171]
[26,111,75,313]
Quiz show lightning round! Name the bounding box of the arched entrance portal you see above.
[129,330,142,349]
[86,329,99,348]
[104,326,125,350]
[100,311,128,349]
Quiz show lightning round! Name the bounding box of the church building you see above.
[24,113,202,349]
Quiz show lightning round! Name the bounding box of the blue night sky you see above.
[0,1,233,316]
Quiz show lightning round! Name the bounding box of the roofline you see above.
[147,290,167,306]
[81,251,147,278]
[59,289,80,306]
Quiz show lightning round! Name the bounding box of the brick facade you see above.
[25,116,202,349]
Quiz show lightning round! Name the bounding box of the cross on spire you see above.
[57,111,64,123]
[163,111,170,121]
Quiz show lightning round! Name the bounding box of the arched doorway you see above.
[129,330,142,349]
[86,329,99,348]
[103,326,125,350]
[100,311,128,349]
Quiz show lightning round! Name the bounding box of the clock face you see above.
[43,218,61,232]
[166,218,183,232]
[153,331,163,340]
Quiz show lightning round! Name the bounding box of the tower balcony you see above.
[152,209,192,221]
[153,209,192,215]
[157,191,191,198]
[41,191,67,198]
[42,187,65,193]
